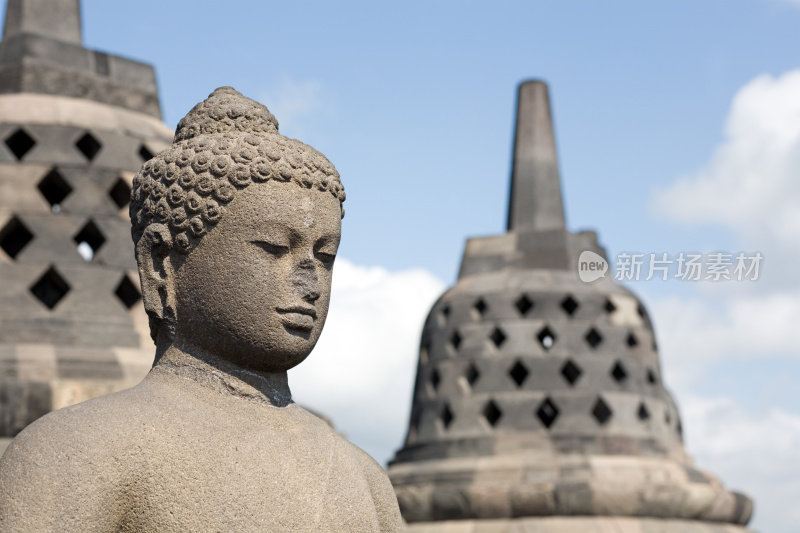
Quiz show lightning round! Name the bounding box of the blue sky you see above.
[80,0,799,272]
[54,1,800,531]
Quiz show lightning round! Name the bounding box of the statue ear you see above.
[135,224,177,335]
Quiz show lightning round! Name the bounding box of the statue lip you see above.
[277,306,317,319]
[277,306,317,332]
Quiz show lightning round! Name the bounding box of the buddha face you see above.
[170,181,341,372]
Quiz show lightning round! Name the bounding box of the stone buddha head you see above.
[129,87,345,373]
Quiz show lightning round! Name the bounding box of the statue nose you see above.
[293,259,320,303]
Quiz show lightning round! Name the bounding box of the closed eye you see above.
[252,240,289,257]
[316,251,336,267]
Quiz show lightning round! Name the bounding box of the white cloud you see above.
[260,77,325,138]
[650,69,800,533]
[650,290,800,388]
[652,70,800,251]
[290,258,445,464]
[648,68,800,384]
[682,395,800,533]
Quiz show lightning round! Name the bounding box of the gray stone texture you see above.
[3,0,81,44]
[404,516,753,533]
[0,87,403,531]
[507,82,565,232]
[0,0,161,117]
[388,81,753,530]
[0,0,171,438]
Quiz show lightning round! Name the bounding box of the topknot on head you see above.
[174,87,279,142]
[131,86,344,259]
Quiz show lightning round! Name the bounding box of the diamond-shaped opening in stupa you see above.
[138,144,154,162]
[73,219,106,261]
[75,132,102,161]
[5,128,36,160]
[585,327,603,349]
[637,402,650,421]
[430,368,441,391]
[473,298,488,318]
[515,294,533,316]
[536,397,559,429]
[0,216,34,259]
[591,397,613,425]
[465,362,480,387]
[560,359,582,386]
[482,400,502,428]
[108,177,132,209]
[626,332,639,348]
[610,360,628,383]
[37,168,72,212]
[560,295,579,316]
[114,275,142,309]
[440,403,454,429]
[508,360,529,387]
[30,266,70,310]
[449,330,462,351]
[537,326,556,351]
[489,326,507,349]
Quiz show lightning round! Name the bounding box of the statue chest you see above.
[119,407,385,531]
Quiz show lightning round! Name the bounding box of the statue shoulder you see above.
[0,387,151,530]
[326,431,405,532]
[5,382,153,456]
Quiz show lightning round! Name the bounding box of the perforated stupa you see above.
[388,81,754,532]
[0,0,172,448]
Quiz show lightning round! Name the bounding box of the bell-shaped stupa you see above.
[388,81,754,532]
[0,0,172,449]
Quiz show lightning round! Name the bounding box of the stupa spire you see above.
[507,80,566,232]
[3,0,82,45]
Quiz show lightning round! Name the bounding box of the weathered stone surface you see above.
[0,87,403,532]
[3,0,82,45]
[404,516,753,533]
[507,82,565,232]
[0,1,161,117]
[388,81,753,529]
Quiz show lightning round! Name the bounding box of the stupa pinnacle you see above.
[388,81,754,532]
[507,81,565,232]
[0,0,172,446]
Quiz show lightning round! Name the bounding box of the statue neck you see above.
[152,342,293,408]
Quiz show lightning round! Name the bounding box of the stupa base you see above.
[405,516,754,533]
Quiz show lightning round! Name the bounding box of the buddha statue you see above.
[0,87,404,532]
